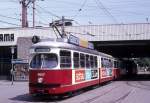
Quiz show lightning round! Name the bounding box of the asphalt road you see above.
[0,76,150,103]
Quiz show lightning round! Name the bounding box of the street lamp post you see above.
[10,46,15,85]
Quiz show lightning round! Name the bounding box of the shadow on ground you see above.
[10,86,99,102]
[10,93,67,102]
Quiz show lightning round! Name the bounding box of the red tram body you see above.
[29,35,121,96]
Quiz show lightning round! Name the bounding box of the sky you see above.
[0,0,150,27]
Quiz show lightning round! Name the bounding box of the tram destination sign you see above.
[69,35,79,45]
[0,33,14,42]
[35,47,50,52]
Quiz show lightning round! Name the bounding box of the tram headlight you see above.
[32,35,40,44]
[38,77,43,83]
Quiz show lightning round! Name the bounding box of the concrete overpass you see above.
[0,23,150,58]
[66,23,150,58]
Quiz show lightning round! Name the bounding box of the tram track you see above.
[76,81,150,103]
[138,81,150,87]
[110,90,133,103]
[126,81,150,91]
[80,86,119,103]
[80,89,133,103]
[79,81,135,103]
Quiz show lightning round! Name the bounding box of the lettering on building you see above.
[0,33,14,42]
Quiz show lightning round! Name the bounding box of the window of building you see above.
[60,50,71,68]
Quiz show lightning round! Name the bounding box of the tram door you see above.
[0,46,17,79]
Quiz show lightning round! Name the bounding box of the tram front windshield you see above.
[30,53,58,69]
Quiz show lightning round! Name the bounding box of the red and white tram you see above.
[29,35,120,95]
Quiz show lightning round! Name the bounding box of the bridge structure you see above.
[0,23,149,59]
[65,23,150,58]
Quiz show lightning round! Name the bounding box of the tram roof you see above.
[31,40,114,59]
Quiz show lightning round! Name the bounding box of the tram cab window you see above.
[30,53,58,69]
[73,52,79,68]
[80,53,85,68]
[60,50,71,68]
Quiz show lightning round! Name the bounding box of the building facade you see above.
[0,27,56,79]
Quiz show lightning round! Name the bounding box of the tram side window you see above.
[109,59,113,68]
[101,58,113,68]
[114,61,119,68]
[101,58,108,68]
[86,54,90,68]
[73,52,79,68]
[101,58,104,68]
[60,50,71,68]
[94,56,98,68]
[80,53,85,68]
[90,55,94,68]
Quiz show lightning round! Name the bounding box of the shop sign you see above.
[0,33,14,42]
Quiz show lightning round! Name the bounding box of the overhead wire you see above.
[36,4,61,19]
[0,14,21,21]
[94,0,118,23]
[0,11,47,27]
[0,19,20,26]
[71,0,87,19]
[0,0,19,4]
[1,0,149,27]
[34,8,51,23]
[28,5,50,26]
